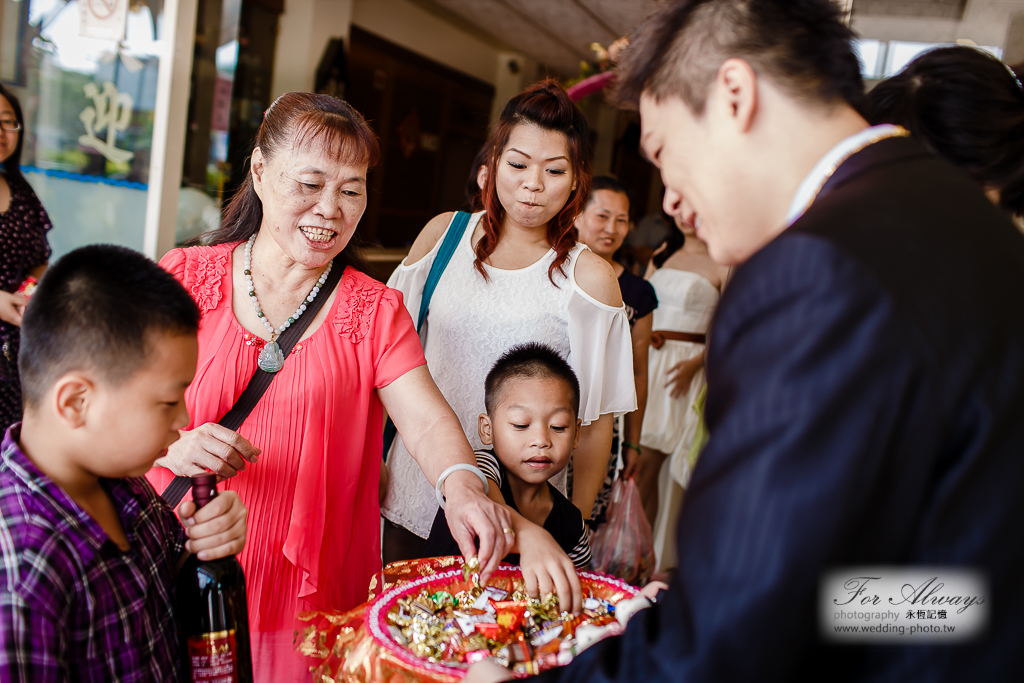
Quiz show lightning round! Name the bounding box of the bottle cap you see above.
[191,473,218,509]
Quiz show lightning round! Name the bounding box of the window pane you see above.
[1,0,165,260]
[854,38,883,80]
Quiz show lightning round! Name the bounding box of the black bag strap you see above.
[161,261,346,507]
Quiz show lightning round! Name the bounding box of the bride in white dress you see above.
[637,216,729,571]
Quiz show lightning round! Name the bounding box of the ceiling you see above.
[853,0,968,19]
[411,0,977,77]
[413,0,661,76]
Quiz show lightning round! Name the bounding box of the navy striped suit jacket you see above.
[533,138,1024,681]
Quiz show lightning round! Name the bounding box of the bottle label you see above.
[187,630,238,683]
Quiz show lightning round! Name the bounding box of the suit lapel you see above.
[815,136,932,205]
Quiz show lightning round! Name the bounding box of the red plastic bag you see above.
[589,477,655,586]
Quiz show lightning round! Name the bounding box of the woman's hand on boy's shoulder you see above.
[178,491,247,561]
[517,524,583,615]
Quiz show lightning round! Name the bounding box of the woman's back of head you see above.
[478,80,592,283]
[866,46,1024,215]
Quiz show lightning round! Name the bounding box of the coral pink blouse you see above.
[148,243,426,631]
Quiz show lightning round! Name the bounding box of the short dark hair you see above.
[19,245,200,406]
[588,175,632,210]
[484,343,580,417]
[613,0,864,114]
[866,46,1024,216]
[0,83,26,183]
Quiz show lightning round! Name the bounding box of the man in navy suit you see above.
[466,1,1024,681]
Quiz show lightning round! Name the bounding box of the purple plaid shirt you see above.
[0,425,187,682]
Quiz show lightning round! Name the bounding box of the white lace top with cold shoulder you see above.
[381,211,637,538]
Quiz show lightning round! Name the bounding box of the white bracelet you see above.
[435,463,489,509]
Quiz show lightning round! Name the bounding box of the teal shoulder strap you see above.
[416,211,470,331]
[384,211,472,461]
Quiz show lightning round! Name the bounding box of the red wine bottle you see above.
[176,474,253,682]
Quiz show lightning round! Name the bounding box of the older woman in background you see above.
[573,175,657,522]
[147,92,512,681]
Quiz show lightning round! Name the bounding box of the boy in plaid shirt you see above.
[0,245,248,682]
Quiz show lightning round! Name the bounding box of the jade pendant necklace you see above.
[244,232,333,373]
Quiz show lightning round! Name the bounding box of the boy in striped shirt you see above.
[425,343,591,591]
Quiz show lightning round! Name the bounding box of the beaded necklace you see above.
[244,232,332,373]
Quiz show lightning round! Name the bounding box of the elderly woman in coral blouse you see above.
[148,93,519,681]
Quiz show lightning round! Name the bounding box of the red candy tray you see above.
[365,564,638,678]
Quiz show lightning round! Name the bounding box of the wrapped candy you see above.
[526,593,563,623]
[462,555,481,586]
[474,622,507,641]
[530,626,563,654]
[431,592,455,609]
[507,633,532,664]
[492,601,526,631]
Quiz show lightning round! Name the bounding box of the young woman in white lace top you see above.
[382,81,636,582]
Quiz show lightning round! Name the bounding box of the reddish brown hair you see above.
[478,80,592,284]
[195,92,380,274]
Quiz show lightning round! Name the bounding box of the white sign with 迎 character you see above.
[79,81,135,164]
